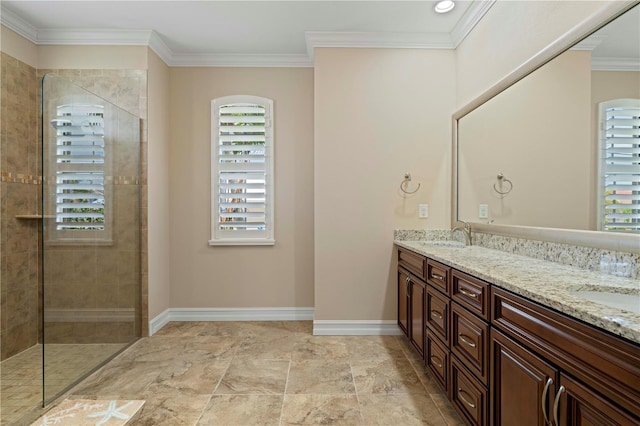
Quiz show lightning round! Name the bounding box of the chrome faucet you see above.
[451,221,472,246]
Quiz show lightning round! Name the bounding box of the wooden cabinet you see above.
[426,285,450,345]
[452,302,489,386]
[397,265,426,357]
[452,356,489,426]
[491,287,640,425]
[396,246,640,426]
[491,328,558,426]
[556,373,639,426]
[397,268,410,336]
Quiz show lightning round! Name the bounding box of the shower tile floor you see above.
[23,321,463,425]
[0,343,126,425]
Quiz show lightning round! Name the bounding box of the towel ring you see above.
[400,173,420,195]
[493,173,513,195]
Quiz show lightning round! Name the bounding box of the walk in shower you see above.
[0,72,141,424]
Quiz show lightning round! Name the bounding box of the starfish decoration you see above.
[86,400,134,425]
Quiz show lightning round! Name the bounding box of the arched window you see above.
[210,95,275,245]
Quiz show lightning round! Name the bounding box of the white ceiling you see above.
[0,0,493,66]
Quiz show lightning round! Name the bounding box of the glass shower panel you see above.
[41,74,141,404]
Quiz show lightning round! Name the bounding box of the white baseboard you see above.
[148,307,315,336]
[313,320,402,336]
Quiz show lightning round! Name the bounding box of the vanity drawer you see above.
[426,285,450,345]
[452,270,490,321]
[451,302,490,386]
[426,330,449,396]
[427,259,450,294]
[452,357,489,426]
[398,248,426,280]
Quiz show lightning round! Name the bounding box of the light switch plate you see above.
[419,204,429,218]
[479,204,489,219]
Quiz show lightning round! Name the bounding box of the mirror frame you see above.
[452,1,640,253]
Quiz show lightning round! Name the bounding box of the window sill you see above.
[208,238,275,246]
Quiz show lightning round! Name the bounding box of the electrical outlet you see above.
[419,204,429,218]
[479,204,489,219]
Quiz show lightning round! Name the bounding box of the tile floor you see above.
[46,321,463,425]
[0,343,126,425]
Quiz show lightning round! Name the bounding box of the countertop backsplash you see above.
[394,229,640,280]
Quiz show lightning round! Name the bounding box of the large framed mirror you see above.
[453,1,640,252]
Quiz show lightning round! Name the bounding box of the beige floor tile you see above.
[198,395,283,425]
[134,383,211,425]
[70,360,161,398]
[117,336,241,362]
[346,336,406,361]
[351,358,427,395]
[153,358,231,395]
[359,393,448,426]
[215,358,290,395]
[292,336,350,361]
[287,359,356,395]
[429,393,465,426]
[281,394,362,426]
[235,334,298,360]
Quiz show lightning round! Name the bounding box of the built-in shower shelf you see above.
[15,214,55,219]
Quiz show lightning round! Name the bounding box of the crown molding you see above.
[450,0,496,47]
[168,52,313,67]
[571,34,607,51]
[591,56,640,71]
[1,1,495,67]
[0,4,38,41]
[305,31,454,60]
[35,28,154,45]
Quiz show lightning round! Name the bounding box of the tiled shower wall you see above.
[0,54,148,360]
[0,53,40,360]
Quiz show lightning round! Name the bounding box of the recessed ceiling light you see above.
[435,0,455,14]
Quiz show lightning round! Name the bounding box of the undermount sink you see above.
[570,290,640,314]
[419,240,467,248]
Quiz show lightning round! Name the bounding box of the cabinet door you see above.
[491,329,558,426]
[398,268,410,337]
[555,373,639,426]
[410,279,425,356]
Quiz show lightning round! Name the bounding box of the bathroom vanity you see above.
[395,242,640,426]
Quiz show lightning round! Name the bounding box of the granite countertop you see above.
[395,240,640,345]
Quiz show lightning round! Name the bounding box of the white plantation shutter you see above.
[210,95,274,245]
[598,99,640,233]
[51,104,110,240]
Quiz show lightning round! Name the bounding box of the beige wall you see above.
[457,51,593,229]
[456,0,613,108]
[1,25,38,68]
[314,48,455,321]
[168,67,314,309]
[146,49,171,320]
[38,45,148,70]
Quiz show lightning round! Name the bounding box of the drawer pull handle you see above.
[458,334,477,348]
[432,273,444,281]
[553,385,565,426]
[458,388,476,409]
[405,277,410,298]
[542,377,553,426]
[460,288,478,299]
[430,355,443,369]
[430,310,443,320]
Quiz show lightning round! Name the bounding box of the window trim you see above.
[209,95,275,246]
